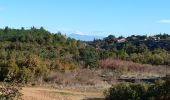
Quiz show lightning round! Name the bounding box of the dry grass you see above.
[99,59,169,78]
[45,60,170,87]
[21,87,104,100]
[20,59,170,100]
[46,69,105,86]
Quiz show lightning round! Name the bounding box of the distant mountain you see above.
[68,33,104,41]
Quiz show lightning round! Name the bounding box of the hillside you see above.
[0,27,169,85]
[0,27,87,83]
[0,27,170,100]
[87,34,170,65]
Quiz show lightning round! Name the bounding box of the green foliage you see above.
[5,59,19,82]
[104,35,116,44]
[100,51,116,59]
[0,27,169,84]
[105,83,149,100]
[148,80,170,100]
[80,48,100,68]
[0,27,85,83]
[52,59,79,72]
[105,79,170,100]
[88,34,170,65]
[117,50,129,60]
[17,67,32,83]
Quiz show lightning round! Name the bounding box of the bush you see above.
[105,83,149,100]
[17,67,32,84]
[105,79,170,100]
[148,79,170,100]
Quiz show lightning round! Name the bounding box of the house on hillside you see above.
[117,38,126,43]
[149,36,160,41]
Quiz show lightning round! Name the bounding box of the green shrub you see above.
[148,79,170,100]
[105,79,170,100]
[105,83,148,100]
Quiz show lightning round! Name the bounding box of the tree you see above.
[3,26,9,34]
[80,48,100,68]
[104,35,116,44]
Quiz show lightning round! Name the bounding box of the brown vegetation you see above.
[46,69,104,86]
[99,59,168,77]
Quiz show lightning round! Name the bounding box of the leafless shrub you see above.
[99,58,168,75]
[46,69,104,86]
[45,60,169,86]
[0,82,23,100]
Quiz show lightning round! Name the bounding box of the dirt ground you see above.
[21,87,104,100]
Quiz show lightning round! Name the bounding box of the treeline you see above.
[87,34,170,65]
[0,27,87,83]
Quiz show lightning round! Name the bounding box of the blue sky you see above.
[0,0,170,37]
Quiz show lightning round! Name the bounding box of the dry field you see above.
[22,87,104,100]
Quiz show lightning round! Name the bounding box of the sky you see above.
[0,0,170,37]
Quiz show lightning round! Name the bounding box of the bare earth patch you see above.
[22,87,104,100]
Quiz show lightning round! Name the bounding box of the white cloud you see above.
[74,30,86,35]
[58,28,88,35]
[159,19,170,23]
